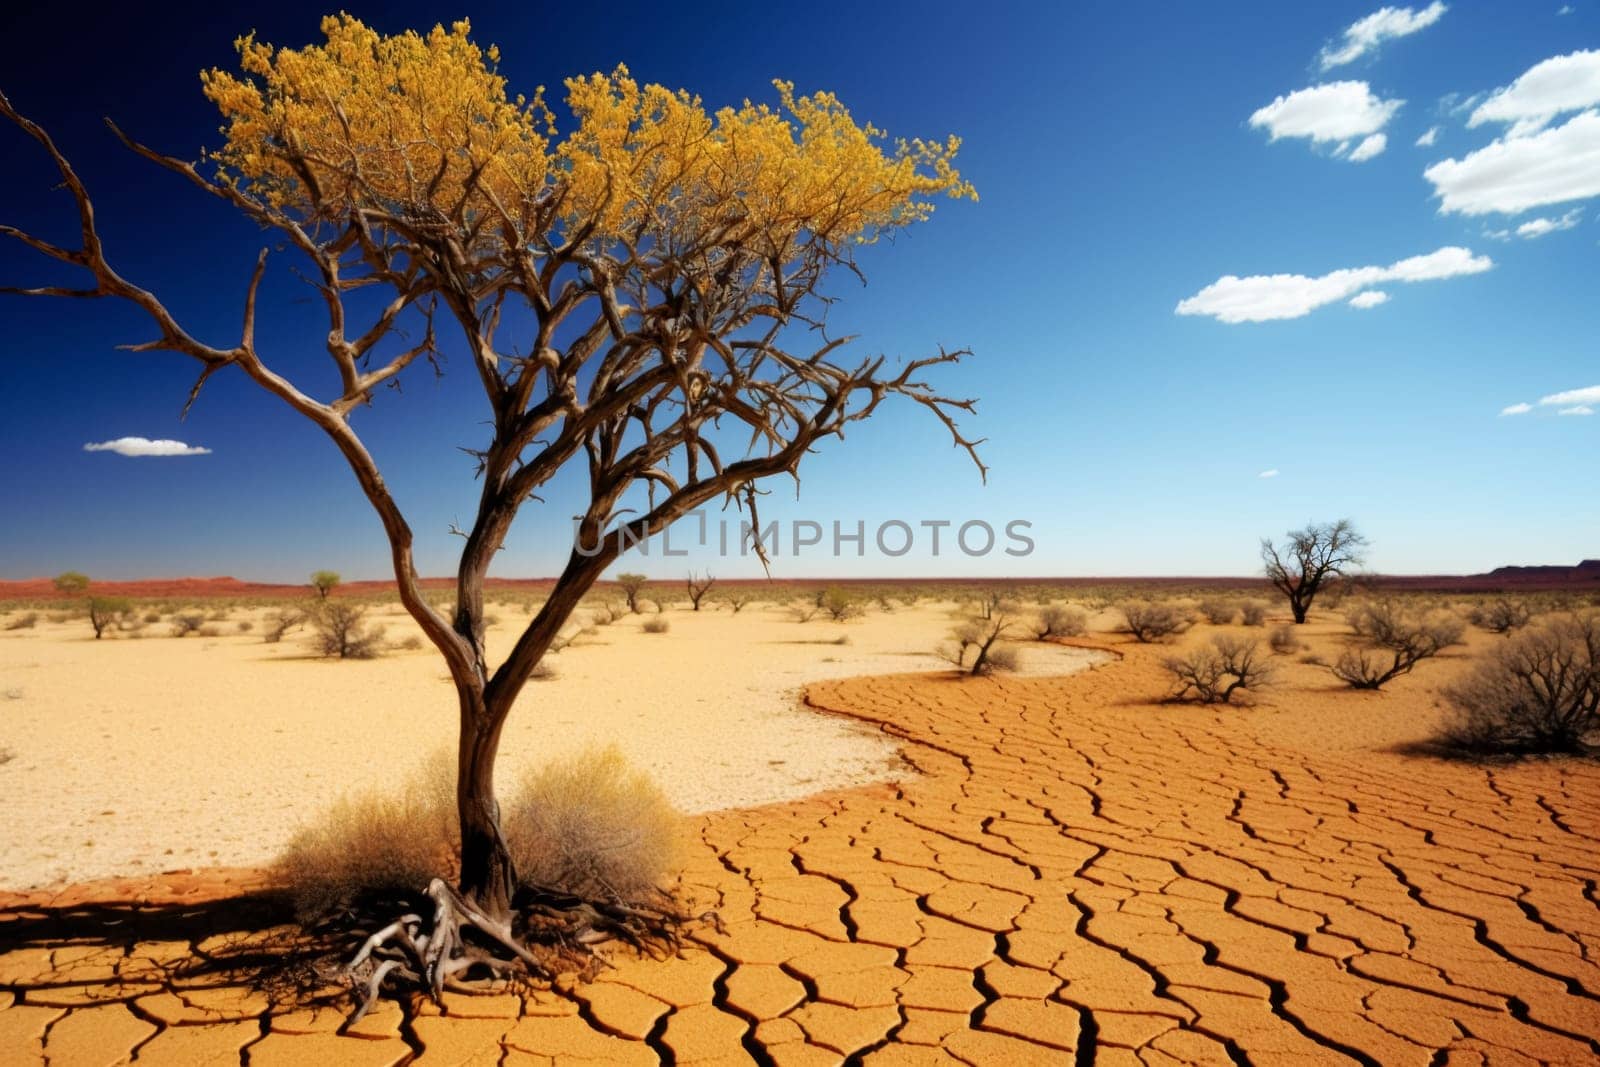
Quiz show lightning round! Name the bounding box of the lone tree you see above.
[0,17,979,994]
[1261,519,1367,624]
[53,571,89,597]
[310,570,341,600]
[615,573,649,614]
[87,596,131,639]
[684,571,715,611]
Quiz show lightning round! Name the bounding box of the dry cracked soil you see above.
[2,635,1598,1065]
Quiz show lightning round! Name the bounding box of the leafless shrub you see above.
[1467,598,1532,635]
[1032,605,1087,640]
[684,571,716,611]
[1438,613,1599,755]
[874,594,896,613]
[170,613,205,637]
[1268,624,1299,654]
[790,603,819,623]
[1324,601,1464,690]
[724,592,753,614]
[264,608,306,643]
[505,746,678,902]
[393,634,425,651]
[3,613,38,631]
[1197,598,1236,626]
[641,617,670,634]
[1163,636,1274,705]
[819,587,861,622]
[1239,601,1268,627]
[311,602,386,659]
[1118,601,1190,643]
[971,587,1018,620]
[937,613,1020,675]
[275,750,456,920]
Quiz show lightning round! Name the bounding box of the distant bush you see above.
[1032,605,1087,640]
[142,611,163,625]
[263,608,306,643]
[790,602,819,623]
[1118,601,1190,643]
[3,612,38,631]
[87,597,132,639]
[275,751,455,920]
[591,602,623,627]
[393,634,425,651]
[311,602,386,659]
[937,614,1020,675]
[53,571,90,596]
[1163,636,1273,705]
[505,746,678,902]
[1268,624,1299,654]
[641,617,670,634]
[1197,598,1236,626]
[1239,601,1268,627]
[170,613,205,637]
[237,620,254,633]
[819,587,861,622]
[1466,598,1532,635]
[1324,601,1464,690]
[616,573,648,614]
[197,624,223,638]
[1438,613,1599,755]
[724,592,753,614]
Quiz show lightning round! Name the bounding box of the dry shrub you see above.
[936,614,1019,675]
[1467,598,1532,635]
[1118,600,1190,643]
[312,602,386,659]
[1239,601,1268,627]
[197,624,223,638]
[170,613,205,637]
[1197,598,1236,626]
[3,612,38,630]
[1163,636,1273,705]
[1032,605,1087,640]
[1268,624,1299,654]
[819,587,861,622]
[275,750,456,920]
[1326,601,1464,690]
[591,602,622,626]
[641,617,670,634]
[237,620,254,633]
[142,611,163,624]
[790,603,819,623]
[264,608,306,643]
[1439,612,1599,755]
[393,634,425,651]
[505,746,678,902]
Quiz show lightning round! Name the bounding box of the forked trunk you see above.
[456,688,516,922]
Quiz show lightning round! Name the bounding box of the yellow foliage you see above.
[200,16,973,249]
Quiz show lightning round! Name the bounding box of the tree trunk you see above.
[1291,600,1309,624]
[456,688,516,921]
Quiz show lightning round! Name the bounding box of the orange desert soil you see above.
[2,640,1597,1065]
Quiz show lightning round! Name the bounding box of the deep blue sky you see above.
[0,2,1594,582]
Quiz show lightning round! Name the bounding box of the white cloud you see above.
[1424,110,1600,214]
[1539,384,1600,406]
[1350,132,1389,161]
[1320,3,1449,70]
[1250,82,1403,155]
[1469,49,1600,134]
[83,437,212,458]
[1515,208,1585,236]
[1558,405,1594,415]
[1258,469,1280,479]
[1350,290,1391,308]
[1175,246,1492,323]
[1415,125,1440,146]
[1559,5,1575,15]
[1500,402,1533,415]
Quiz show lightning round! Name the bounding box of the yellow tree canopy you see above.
[200,15,975,252]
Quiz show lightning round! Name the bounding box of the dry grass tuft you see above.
[505,746,678,902]
[641,616,670,634]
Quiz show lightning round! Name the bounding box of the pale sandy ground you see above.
[0,598,1100,889]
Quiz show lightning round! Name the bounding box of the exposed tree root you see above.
[339,877,712,1023]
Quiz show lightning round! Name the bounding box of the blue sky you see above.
[0,2,1595,582]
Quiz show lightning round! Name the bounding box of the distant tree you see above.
[616,574,649,614]
[684,571,715,611]
[1261,519,1367,624]
[0,16,978,1003]
[87,596,131,638]
[310,570,341,600]
[937,611,1019,675]
[53,571,89,597]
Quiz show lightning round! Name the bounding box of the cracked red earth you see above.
[2,635,1597,1064]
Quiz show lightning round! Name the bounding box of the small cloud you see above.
[1349,290,1391,308]
[83,437,212,458]
[1558,405,1594,415]
[1258,469,1280,479]
[1349,132,1389,161]
[1468,49,1600,134]
[1516,208,1584,237]
[1500,402,1533,415]
[1539,384,1600,406]
[1320,3,1449,70]
[1249,82,1403,158]
[1559,4,1575,14]
[1415,125,1440,146]
[1176,246,1492,323]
